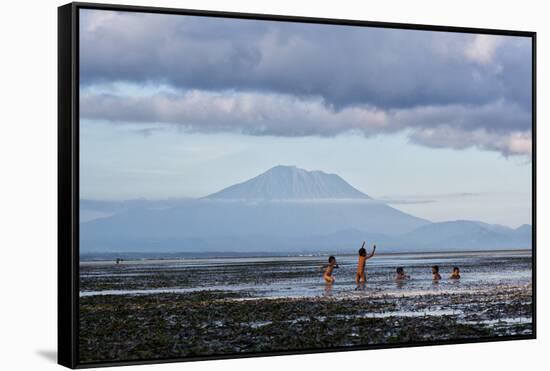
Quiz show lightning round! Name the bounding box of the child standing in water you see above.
[450,266,461,279]
[322,256,339,284]
[355,242,376,288]
[432,265,442,280]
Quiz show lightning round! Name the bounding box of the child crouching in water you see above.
[450,266,461,279]
[395,267,410,280]
[321,256,339,284]
[356,242,376,288]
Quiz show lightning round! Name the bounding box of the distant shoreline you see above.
[80,248,532,263]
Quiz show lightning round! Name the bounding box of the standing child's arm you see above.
[367,244,377,259]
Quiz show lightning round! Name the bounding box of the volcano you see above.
[79,166,530,253]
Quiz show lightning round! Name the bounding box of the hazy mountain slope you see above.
[402,220,532,250]
[80,198,430,251]
[206,165,370,200]
[80,166,429,252]
[79,166,531,253]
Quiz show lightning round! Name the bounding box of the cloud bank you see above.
[79,10,533,157]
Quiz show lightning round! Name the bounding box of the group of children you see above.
[321,242,462,286]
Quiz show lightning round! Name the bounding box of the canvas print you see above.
[78,9,533,364]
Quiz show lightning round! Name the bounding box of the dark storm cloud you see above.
[80,10,531,112]
[79,10,533,156]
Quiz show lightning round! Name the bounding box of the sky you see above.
[79,9,533,227]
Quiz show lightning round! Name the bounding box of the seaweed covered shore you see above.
[79,283,532,363]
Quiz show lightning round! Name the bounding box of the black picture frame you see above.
[58,2,537,368]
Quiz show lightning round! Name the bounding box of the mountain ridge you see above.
[79,166,532,253]
[206,165,370,200]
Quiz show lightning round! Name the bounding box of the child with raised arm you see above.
[355,242,376,287]
[321,256,339,284]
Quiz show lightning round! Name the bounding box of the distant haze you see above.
[80,166,531,254]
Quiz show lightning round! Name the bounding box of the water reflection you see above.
[324,284,333,297]
[395,279,408,289]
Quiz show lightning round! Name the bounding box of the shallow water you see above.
[78,250,533,362]
[80,250,532,299]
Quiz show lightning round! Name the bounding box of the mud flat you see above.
[79,251,532,363]
[79,282,532,363]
